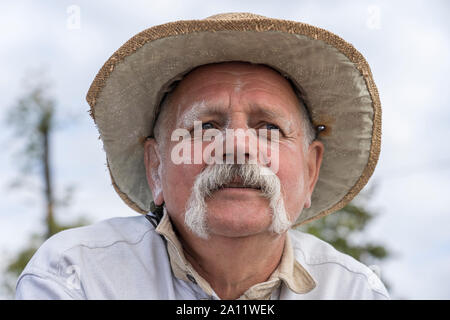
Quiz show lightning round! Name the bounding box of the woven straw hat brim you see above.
[86,13,381,227]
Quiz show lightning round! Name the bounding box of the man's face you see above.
[145,62,323,238]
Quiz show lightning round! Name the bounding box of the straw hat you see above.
[86,12,381,227]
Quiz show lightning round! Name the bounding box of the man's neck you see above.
[172,221,286,300]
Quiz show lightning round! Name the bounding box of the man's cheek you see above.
[165,163,201,192]
[279,170,306,206]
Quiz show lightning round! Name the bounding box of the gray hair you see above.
[288,81,316,146]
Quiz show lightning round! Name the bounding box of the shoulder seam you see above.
[54,227,158,281]
[289,232,388,298]
[61,227,156,252]
[303,260,389,298]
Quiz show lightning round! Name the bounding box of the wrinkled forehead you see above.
[172,62,297,100]
[175,62,293,89]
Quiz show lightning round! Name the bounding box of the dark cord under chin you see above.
[145,201,165,228]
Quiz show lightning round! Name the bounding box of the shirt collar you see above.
[155,209,316,299]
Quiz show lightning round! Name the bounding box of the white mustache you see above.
[184,163,292,239]
[202,164,276,195]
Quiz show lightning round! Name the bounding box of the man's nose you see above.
[221,119,259,165]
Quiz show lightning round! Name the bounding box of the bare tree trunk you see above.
[43,129,54,238]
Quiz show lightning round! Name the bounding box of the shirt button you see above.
[186,274,197,284]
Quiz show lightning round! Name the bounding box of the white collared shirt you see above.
[154,210,315,299]
[15,215,389,299]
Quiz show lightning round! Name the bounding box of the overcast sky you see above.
[0,0,449,299]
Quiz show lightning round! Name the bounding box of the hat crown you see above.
[205,12,267,20]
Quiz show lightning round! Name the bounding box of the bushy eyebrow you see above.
[248,105,289,120]
[176,101,226,128]
[247,103,294,131]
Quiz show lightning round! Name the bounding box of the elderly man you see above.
[16,13,388,300]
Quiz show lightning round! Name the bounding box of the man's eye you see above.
[202,122,215,130]
[265,123,280,130]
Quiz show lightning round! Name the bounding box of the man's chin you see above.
[205,226,273,239]
[204,207,274,238]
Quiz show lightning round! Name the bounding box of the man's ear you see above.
[144,138,164,206]
[304,140,324,209]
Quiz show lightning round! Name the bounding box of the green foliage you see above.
[2,71,88,298]
[297,194,389,268]
[6,243,40,277]
[6,80,55,174]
